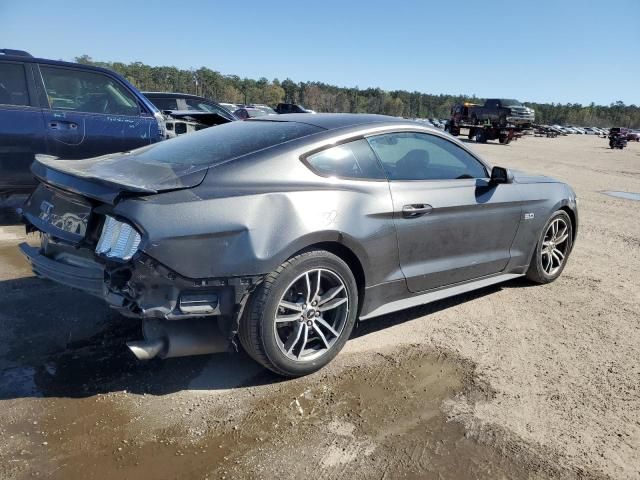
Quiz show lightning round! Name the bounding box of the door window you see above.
[304,139,385,180]
[0,63,29,106]
[367,132,487,180]
[40,66,139,116]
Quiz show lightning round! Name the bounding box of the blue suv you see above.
[0,49,165,199]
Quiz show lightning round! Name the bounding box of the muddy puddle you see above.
[0,349,550,479]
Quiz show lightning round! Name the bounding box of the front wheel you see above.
[239,250,358,377]
[526,211,573,284]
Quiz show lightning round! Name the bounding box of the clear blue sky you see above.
[2,0,638,105]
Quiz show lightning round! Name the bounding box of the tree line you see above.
[76,55,640,128]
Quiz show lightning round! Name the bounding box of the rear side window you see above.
[0,63,29,106]
[305,139,385,180]
[126,120,322,166]
[40,66,139,116]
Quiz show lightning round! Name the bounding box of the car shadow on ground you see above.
[0,276,282,400]
[0,275,533,401]
[352,277,534,339]
[0,196,27,226]
[0,208,22,226]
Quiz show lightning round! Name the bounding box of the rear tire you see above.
[526,210,573,284]
[239,250,358,377]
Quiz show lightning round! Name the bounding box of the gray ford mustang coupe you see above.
[20,114,578,377]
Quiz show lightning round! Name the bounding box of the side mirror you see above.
[490,166,514,184]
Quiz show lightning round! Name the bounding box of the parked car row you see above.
[412,118,448,129]
[554,125,613,135]
[535,125,612,136]
[219,102,313,116]
[532,124,639,144]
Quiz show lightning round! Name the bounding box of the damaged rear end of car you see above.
[19,162,254,362]
[19,120,325,361]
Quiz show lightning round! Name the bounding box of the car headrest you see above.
[396,149,430,178]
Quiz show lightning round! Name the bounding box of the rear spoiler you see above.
[31,156,157,205]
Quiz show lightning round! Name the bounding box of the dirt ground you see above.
[0,134,638,480]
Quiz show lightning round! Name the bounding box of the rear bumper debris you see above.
[19,243,105,297]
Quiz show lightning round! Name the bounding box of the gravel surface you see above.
[0,134,638,479]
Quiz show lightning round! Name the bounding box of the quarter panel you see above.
[116,179,401,286]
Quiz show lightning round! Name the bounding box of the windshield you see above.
[500,99,523,106]
[126,120,323,166]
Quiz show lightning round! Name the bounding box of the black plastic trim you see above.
[19,243,105,297]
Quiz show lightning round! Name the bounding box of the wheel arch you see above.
[286,238,367,314]
[559,205,578,243]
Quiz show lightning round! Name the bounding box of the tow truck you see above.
[445,103,523,144]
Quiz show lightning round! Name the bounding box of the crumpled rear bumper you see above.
[19,243,105,297]
[18,242,258,322]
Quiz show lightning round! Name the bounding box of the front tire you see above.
[239,250,358,377]
[526,210,573,284]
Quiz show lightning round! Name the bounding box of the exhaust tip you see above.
[127,338,165,360]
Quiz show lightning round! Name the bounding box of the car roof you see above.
[0,52,124,76]
[250,113,422,131]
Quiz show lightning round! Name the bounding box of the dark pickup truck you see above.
[467,99,534,127]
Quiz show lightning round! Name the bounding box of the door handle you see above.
[48,121,78,130]
[402,204,433,218]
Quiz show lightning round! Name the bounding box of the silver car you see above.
[20,114,578,376]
